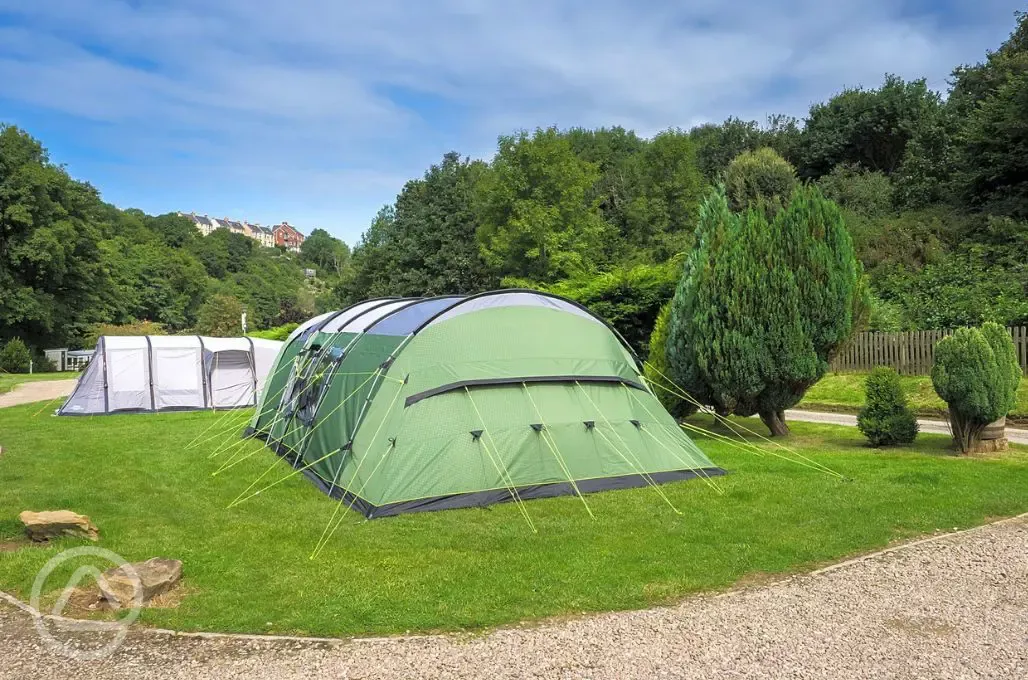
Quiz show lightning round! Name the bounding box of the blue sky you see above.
[0,1,1022,243]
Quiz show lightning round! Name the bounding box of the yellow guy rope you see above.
[621,385,724,495]
[214,370,380,475]
[643,361,844,479]
[521,382,594,519]
[463,386,537,534]
[310,380,408,560]
[573,381,681,515]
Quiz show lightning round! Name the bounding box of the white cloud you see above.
[0,0,1021,240]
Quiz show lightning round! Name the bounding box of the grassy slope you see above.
[0,405,1026,637]
[0,372,76,395]
[799,373,1028,422]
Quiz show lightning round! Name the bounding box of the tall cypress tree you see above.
[667,184,863,436]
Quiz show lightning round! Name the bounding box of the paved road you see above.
[2,515,1026,679]
[0,380,76,409]
[786,408,1028,445]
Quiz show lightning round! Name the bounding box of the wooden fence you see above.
[830,326,1028,376]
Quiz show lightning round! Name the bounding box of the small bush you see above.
[857,367,918,446]
[249,323,299,341]
[84,321,166,347]
[932,322,1020,452]
[0,338,32,373]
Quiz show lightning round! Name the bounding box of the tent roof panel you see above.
[337,299,418,333]
[367,296,465,336]
[424,291,601,329]
[320,298,407,333]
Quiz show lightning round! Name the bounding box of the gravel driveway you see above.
[2,515,1026,679]
[0,380,76,409]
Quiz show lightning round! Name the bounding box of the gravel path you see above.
[2,515,1026,679]
[786,409,1028,445]
[0,380,76,409]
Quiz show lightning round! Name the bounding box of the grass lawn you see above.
[0,371,76,395]
[1,403,1027,638]
[799,372,1028,424]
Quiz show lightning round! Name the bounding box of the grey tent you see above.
[59,336,282,415]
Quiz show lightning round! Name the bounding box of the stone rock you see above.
[19,510,99,542]
[99,558,182,608]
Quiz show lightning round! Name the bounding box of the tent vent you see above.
[630,419,641,428]
[470,429,483,441]
[530,423,544,432]
[583,420,595,429]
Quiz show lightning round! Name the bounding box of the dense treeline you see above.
[0,126,348,351]
[3,12,1026,358]
[337,12,1028,349]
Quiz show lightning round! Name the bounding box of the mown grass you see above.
[0,372,75,395]
[799,372,1028,423]
[0,404,1026,638]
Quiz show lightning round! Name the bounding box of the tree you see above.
[476,128,613,282]
[0,125,111,349]
[148,213,198,248]
[667,186,863,436]
[689,117,766,181]
[932,322,1020,452]
[798,75,942,178]
[301,228,349,276]
[723,147,798,216]
[196,294,245,337]
[336,153,494,302]
[622,129,705,259]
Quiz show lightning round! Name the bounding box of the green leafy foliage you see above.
[337,153,494,303]
[816,164,894,219]
[84,321,167,347]
[538,259,682,357]
[799,75,942,178]
[667,186,863,436]
[642,303,695,418]
[196,294,245,337]
[723,147,798,216]
[932,323,1021,451]
[476,128,613,282]
[0,338,31,373]
[248,323,299,341]
[857,367,919,446]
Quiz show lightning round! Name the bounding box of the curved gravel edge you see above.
[2,512,1027,679]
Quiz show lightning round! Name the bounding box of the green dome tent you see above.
[248,291,724,517]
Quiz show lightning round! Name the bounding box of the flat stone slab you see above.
[18,510,98,542]
[99,558,183,609]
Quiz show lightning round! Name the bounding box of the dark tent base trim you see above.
[315,467,727,518]
[245,428,727,519]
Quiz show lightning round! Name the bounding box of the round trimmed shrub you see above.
[931,322,1020,452]
[723,147,798,216]
[857,367,918,446]
[0,338,31,373]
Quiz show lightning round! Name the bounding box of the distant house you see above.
[180,212,301,250]
[179,212,218,236]
[273,222,305,253]
[304,268,317,279]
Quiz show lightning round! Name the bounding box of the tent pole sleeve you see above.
[144,336,156,411]
[246,337,257,406]
[197,336,209,408]
[100,337,110,414]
